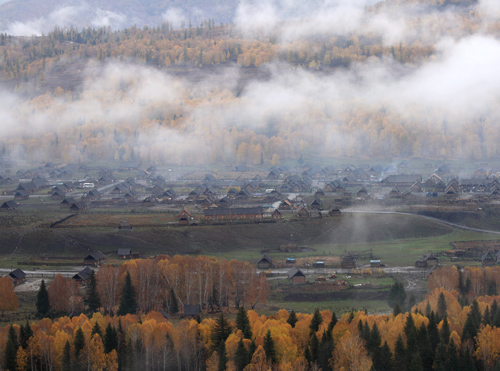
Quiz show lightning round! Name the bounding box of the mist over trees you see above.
[0,0,499,163]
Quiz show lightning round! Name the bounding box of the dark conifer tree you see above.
[234,339,248,371]
[394,334,407,371]
[84,270,101,313]
[74,327,85,358]
[483,306,491,326]
[117,320,127,371]
[327,311,337,333]
[310,308,323,334]
[36,279,50,318]
[218,341,228,371]
[437,292,447,320]
[211,313,232,351]
[104,323,118,353]
[491,299,499,323]
[248,339,256,364]
[417,322,433,371]
[425,302,432,317]
[287,310,298,328]
[347,310,355,323]
[459,348,477,371]
[235,307,252,339]
[393,302,402,316]
[368,323,381,354]
[318,330,334,371]
[170,287,179,314]
[408,352,423,371]
[446,339,459,371]
[309,333,319,363]
[433,342,447,371]
[92,321,103,338]
[440,317,450,344]
[62,341,71,371]
[427,311,440,352]
[117,272,137,315]
[4,325,18,371]
[375,341,393,371]
[263,330,277,364]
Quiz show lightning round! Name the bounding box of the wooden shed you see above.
[257,254,273,269]
[83,251,106,266]
[117,248,132,259]
[72,267,92,283]
[178,209,192,225]
[288,267,306,284]
[183,304,201,318]
[341,253,356,269]
[9,268,26,285]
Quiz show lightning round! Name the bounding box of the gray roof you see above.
[9,268,26,280]
[84,251,105,261]
[118,248,131,256]
[184,304,201,316]
[382,174,422,184]
[258,254,272,264]
[287,266,305,279]
[73,267,92,281]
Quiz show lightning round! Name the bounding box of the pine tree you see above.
[483,306,491,326]
[446,339,459,370]
[425,301,432,317]
[218,341,228,371]
[427,311,440,352]
[393,302,402,316]
[408,352,423,371]
[36,279,50,318]
[211,313,232,351]
[84,270,101,313]
[117,272,137,315]
[491,300,499,323]
[104,323,118,353]
[327,311,337,333]
[368,323,382,354]
[433,342,447,371]
[437,292,447,320]
[287,310,298,328]
[117,320,127,371]
[388,281,407,308]
[234,338,248,371]
[19,321,31,349]
[4,325,18,371]
[459,348,477,371]
[92,322,103,338]
[310,308,323,334]
[263,330,277,364]
[318,330,334,371]
[235,307,252,339]
[309,333,319,363]
[374,341,392,371]
[62,340,71,371]
[417,322,434,370]
[248,339,256,364]
[169,287,179,314]
[440,317,450,344]
[394,334,406,371]
[74,327,85,358]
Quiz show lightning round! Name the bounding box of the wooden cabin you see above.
[257,254,273,269]
[288,267,306,284]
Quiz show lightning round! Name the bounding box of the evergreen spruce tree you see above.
[388,281,407,308]
[117,320,127,371]
[248,339,256,365]
[488,280,497,296]
[393,302,402,316]
[117,272,137,315]
[4,325,18,371]
[433,342,447,371]
[84,270,101,313]
[287,310,298,328]
[309,333,319,363]
[327,311,337,333]
[234,338,248,371]
[74,327,85,358]
[211,313,232,351]
[417,322,434,371]
[440,317,450,344]
[263,330,277,364]
[91,322,103,338]
[483,306,491,326]
[36,279,50,318]
[367,323,381,354]
[347,310,355,323]
[375,341,393,371]
[437,292,447,320]
[169,288,179,314]
[491,300,499,323]
[446,338,459,371]
[104,323,118,354]
[394,334,407,371]
[310,308,323,334]
[427,311,440,352]
[462,302,481,345]
[408,352,423,371]
[495,309,500,328]
[318,330,334,371]
[235,307,252,339]
[62,340,71,371]
[425,301,432,317]
[218,341,228,371]
[459,348,477,371]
